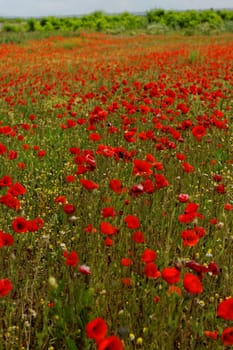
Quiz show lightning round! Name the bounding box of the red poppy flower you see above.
[17,162,26,170]
[80,179,99,191]
[97,335,124,350]
[212,174,222,182]
[176,153,186,161]
[102,207,116,218]
[27,218,44,232]
[181,229,199,246]
[7,182,27,197]
[154,173,169,189]
[141,179,154,194]
[132,159,153,176]
[121,277,132,286]
[153,295,160,302]
[89,132,101,141]
[194,226,205,238]
[85,317,108,343]
[146,153,156,163]
[54,195,67,204]
[0,193,21,211]
[12,217,28,233]
[104,237,113,246]
[0,175,12,187]
[185,202,199,213]
[224,203,233,211]
[221,327,233,346]
[144,262,161,279]
[129,184,144,197]
[167,285,182,296]
[63,251,79,267]
[0,143,7,155]
[121,258,133,267]
[209,217,218,225]
[185,261,208,274]
[76,165,89,175]
[109,179,124,194]
[215,184,226,194]
[132,231,145,243]
[78,265,91,275]
[63,203,75,215]
[29,114,36,121]
[178,212,197,224]
[178,193,189,203]
[208,262,219,275]
[217,297,233,320]
[191,125,206,141]
[178,202,200,224]
[182,162,194,173]
[65,175,76,183]
[0,232,14,247]
[37,150,46,157]
[124,215,140,229]
[0,279,12,297]
[84,224,97,233]
[23,144,30,150]
[100,222,118,235]
[67,119,76,128]
[204,330,218,340]
[162,267,181,284]
[183,273,203,294]
[141,249,157,263]
[8,150,18,160]
[124,130,136,143]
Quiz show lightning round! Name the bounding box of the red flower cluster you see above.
[0,278,12,297]
[217,298,233,345]
[0,176,27,211]
[178,202,203,224]
[12,217,44,233]
[141,248,160,279]
[86,317,123,349]
[0,230,14,247]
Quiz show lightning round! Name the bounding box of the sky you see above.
[0,0,232,17]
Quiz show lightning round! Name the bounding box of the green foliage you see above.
[146,8,165,23]
[199,9,223,25]
[2,24,20,32]
[176,10,200,28]
[161,11,181,29]
[26,18,40,32]
[1,9,233,35]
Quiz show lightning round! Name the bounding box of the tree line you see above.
[1,9,233,34]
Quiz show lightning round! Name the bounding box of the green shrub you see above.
[2,24,19,32]
[146,9,165,24]
[26,18,41,32]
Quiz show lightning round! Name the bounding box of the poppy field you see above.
[0,32,233,349]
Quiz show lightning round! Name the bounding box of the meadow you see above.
[0,31,233,349]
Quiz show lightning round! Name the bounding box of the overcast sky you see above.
[0,0,232,17]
